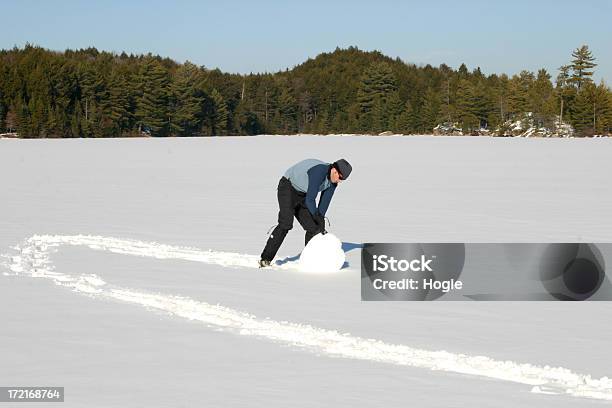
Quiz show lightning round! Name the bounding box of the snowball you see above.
[299,232,345,273]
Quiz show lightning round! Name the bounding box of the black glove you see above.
[313,214,327,234]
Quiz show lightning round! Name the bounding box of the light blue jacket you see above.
[284,159,336,216]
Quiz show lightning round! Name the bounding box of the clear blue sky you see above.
[2,0,610,83]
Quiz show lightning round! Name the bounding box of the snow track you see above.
[2,234,612,401]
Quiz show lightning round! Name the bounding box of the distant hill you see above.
[0,44,609,137]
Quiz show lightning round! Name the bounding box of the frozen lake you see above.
[1,135,612,406]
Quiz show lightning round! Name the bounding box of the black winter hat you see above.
[333,159,352,179]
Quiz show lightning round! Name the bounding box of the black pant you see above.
[260,177,320,262]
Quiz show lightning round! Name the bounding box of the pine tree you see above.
[506,71,532,117]
[298,90,314,131]
[16,97,32,137]
[604,85,612,135]
[385,91,403,131]
[421,87,441,131]
[556,65,574,124]
[495,74,510,124]
[438,76,454,125]
[70,102,82,137]
[135,57,170,136]
[568,45,597,90]
[0,95,5,132]
[455,79,479,132]
[169,62,203,136]
[471,80,490,129]
[278,87,297,133]
[233,100,262,135]
[356,62,397,132]
[86,99,103,137]
[210,88,228,135]
[0,67,5,130]
[394,101,417,134]
[108,69,131,136]
[530,69,555,127]
[51,62,78,136]
[572,82,596,136]
[4,106,18,132]
[370,97,386,133]
[593,82,611,135]
[29,97,46,137]
[78,65,106,136]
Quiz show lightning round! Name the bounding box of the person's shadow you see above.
[275,241,363,269]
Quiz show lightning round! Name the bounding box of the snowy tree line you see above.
[0,44,610,137]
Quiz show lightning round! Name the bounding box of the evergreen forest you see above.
[0,44,610,138]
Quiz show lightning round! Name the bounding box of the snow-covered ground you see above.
[1,135,612,407]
